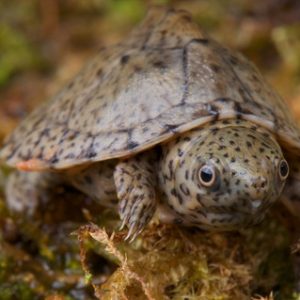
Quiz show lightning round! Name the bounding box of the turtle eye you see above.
[279,159,289,180]
[199,165,216,187]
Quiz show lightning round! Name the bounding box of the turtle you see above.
[1,7,300,243]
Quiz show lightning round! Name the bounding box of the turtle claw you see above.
[114,156,157,242]
[124,221,144,242]
[119,191,155,241]
[125,225,135,242]
[119,218,127,231]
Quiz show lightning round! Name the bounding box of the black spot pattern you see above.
[158,118,287,230]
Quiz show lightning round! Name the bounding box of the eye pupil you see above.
[279,160,289,179]
[201,167,213,182]
[199,165,216,187]
[198,165,218,187]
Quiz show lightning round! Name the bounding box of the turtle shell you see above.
[1,8,300,171]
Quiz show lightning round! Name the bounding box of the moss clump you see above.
[76,215,292,299]
[0,282,35,300]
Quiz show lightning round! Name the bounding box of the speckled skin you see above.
[5,171,62,215]
[158,119,286,230]
[114,153,157,240]
[279,157,300,217]
[1,8,300,241]
[4,118,291,239]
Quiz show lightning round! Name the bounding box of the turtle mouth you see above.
[214,209,267,229]
[195,211,262,231]
[232,197,275,226]
[236,194,275,215]
[250,194,277,213]
[191,204,269,230]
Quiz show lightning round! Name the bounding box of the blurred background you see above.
[0,0,299,299]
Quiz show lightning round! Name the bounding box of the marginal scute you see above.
[0,8,300,170]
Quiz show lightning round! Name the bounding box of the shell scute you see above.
[1,8,300,170]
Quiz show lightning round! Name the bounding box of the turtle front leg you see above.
[114,153,158,241]
[5,170,63,216]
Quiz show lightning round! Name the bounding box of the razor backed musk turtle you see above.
[1,8,300,242]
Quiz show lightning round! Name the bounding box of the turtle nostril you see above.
[249,177,269,200]
[252,177,268,189]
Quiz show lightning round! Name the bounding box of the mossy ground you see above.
[0,1,300,299]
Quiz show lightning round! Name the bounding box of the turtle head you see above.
[160,120,289,230]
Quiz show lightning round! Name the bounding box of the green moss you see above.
[0,24,39,85]
[0,253,36,300]
[272,24,300,73]
[0,282,36,300]
[105,0,145,25]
